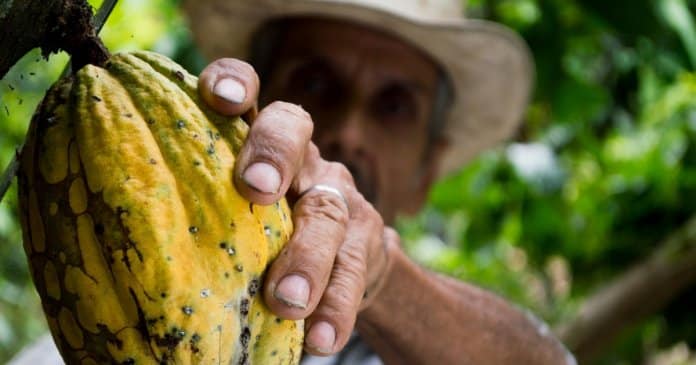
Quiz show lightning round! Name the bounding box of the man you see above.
[9,0,575,364]
[184,0,576,364]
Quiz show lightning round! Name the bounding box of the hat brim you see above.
[183,0,534,176]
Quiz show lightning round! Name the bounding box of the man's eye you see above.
[288,63,332,96]
[381,98,411,116]
[374,86,417,121]
[302,73,327,94]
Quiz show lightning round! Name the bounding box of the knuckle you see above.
[248,141,292,170]
[327,161,353,183]
[255,129,301,156]
[215,58,256,74]
[268,101,313,125]
[305,143,321,162]
[352,193,382,225]
[384,226,400,244]
[295,193,349,227]
[323,267,365,313]
[336,246,368,276]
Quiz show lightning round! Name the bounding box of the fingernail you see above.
[213,78,246,104]
[274,274,310,309]
[306,321,336,354]
[243,162,281,194]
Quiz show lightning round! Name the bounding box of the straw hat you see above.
[183,0,534,176]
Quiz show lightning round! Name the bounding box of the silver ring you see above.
[300,184,349,210]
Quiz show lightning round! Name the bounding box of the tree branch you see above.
[0,0,108,79]
[556,214,696,364]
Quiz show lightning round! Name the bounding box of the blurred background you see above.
[0,0,694,364]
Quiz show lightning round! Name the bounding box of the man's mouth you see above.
[342,161,377,206]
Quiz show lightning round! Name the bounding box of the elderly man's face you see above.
[260,19,445,223]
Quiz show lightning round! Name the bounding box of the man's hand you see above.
[199,58,395,356]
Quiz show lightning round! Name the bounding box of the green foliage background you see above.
[0,0,694,364]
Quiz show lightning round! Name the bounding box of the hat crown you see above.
[322,0,464,22]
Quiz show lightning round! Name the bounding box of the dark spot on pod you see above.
[147,318,158,326]
[4,105,8,116]
[176,120,186,129]
[188,226,198,234]
[238,353,249,365]
[177,330,186,338]
[166,256,172,262]
[249,203,254,213]
[8,84,14,90]
[124,113,133,118]
[149,158,157,165]
[147,119,155,125]
[191,333,201,342]
[155,331,184,349]
[271,350,278,356]
[173,70,185,81]
[122,358,135,365]
[91,95,102,102]
[235,264,243,272]
[29,72,36,75]
[182,306,193,315]
[46,115,57,126]
[206,144,215,155]
[116,206,129,216]
[19,98,23,105]
[264,226,271,236]
[240,326,251,347]
[216,325,222,331]
[275,318,282,324]
[240,298,249,316]
[214,133,221,140]
[94,223,105,235]
[230,221,236,229]
[248,278,260,297]
[160,292,167,298]
[256,311,260,317]
[219,242,227,249]
[224,272,230,278]
[193,160,201,166]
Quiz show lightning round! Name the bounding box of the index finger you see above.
[234,101,314,205]
[198,58,260,116]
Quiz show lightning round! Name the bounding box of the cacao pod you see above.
[17,51,303,364]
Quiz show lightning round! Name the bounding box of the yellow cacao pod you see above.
[17,51,303,364]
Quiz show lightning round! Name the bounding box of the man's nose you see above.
[317,111,367,160]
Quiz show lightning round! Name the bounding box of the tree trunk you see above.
[0,0,108,79]
[557,215,696,364]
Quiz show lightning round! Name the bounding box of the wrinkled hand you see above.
[199,59,396,356]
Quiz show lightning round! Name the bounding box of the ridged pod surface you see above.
[17,51,303,365]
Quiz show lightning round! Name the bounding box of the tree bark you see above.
[556,214,696,364]
[0,0,108,79]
